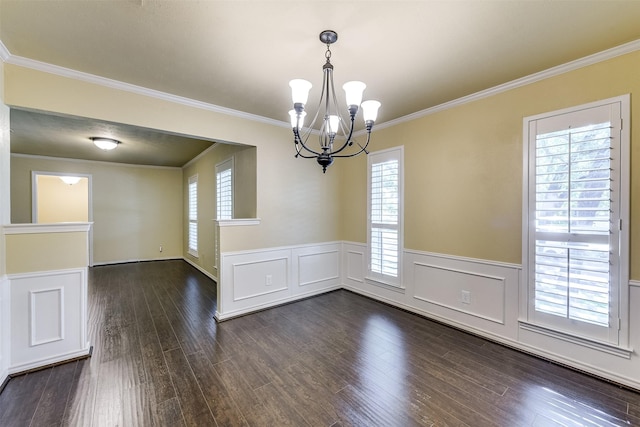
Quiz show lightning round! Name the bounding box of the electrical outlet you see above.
[461,290,471,304]
[265,274,273,286]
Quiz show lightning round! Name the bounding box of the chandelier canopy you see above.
[289,30,381,173]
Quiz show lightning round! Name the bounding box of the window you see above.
[216,159,233,220]
[367,146,404,288]
[523,96,629,346]
[188,174,198,257]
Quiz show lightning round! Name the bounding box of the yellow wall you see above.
[36,175,89,223]
[10,155,183,264]
[341,50,640,279]
[5,231,87,274]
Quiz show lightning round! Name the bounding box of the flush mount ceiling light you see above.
[91,137,119,151]
[59,176,81,185]
[289,30,381,173]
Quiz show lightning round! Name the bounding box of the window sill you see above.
[214,218,261,227]
[365,277,405,294]
[518,320,633,359]
[187,250,199,258]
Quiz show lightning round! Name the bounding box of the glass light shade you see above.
[60,176,81,185]
[93,137,119,150]
[361,100,381,122]
[343,81,366,107]
[289,110,306,128]
[289,79,312,105]
[328,115,340,134]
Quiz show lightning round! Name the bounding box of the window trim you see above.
[188,174,198,258]
[366,146,404,289]
[521,95,630,350]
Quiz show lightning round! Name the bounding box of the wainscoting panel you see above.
[343,242,521,340]
[292,243,341,295]
[412,262,506,324]
[30,287,65,346]
[232,256,289,302]
[217,243,341,320]
[346,248,365,284]
[9,268,90,373]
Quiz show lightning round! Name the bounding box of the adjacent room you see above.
[0,1,639,425]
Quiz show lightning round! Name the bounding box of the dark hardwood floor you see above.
[1,260,639,426]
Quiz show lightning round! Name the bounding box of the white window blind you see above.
[188,174,198,257]
[216,159,233,220]
[368,147,403,287]
[524,96,629,345]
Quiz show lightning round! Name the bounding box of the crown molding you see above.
[0,41,9,62]
[0,42,290,130]
[2,38,639,133]
[375,38,640,131]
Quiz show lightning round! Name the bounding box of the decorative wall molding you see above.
[3,222,91,235]
[630,280,640,288]
[8,268,90,374]
[297,249,339,287]
[30,287,65,346]
[218,242,341,320]
[215,218,261,227]
[340,243,640,391]
[4,38,639,140]
[232,256,289,301]
[345,248,365,283]
[1,43,289,130]
[412,262,506,325]
[374,39,640,132]
[518,321,633,359]
[404,249,522,270]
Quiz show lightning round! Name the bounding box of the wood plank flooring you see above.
[1,259,639,426]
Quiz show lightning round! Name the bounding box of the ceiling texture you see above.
[2,0,640,167]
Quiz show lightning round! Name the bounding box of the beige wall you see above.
[10,155,183,264]
[5,231,87,274]
[341,50,640,280]
[36,175,89,223]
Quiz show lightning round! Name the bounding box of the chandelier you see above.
[289,30,381,173]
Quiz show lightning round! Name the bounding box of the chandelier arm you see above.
[331,131,372,158]
[293,128,322,157]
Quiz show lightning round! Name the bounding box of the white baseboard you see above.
[8,346,91,375]
[215,285,341,321]
[183,258,218,282]
[92,256,182,266]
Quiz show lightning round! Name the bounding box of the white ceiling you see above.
[2,0,640,166]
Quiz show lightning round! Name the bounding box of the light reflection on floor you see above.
[528,386,633,426]
[358,314,408,413]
